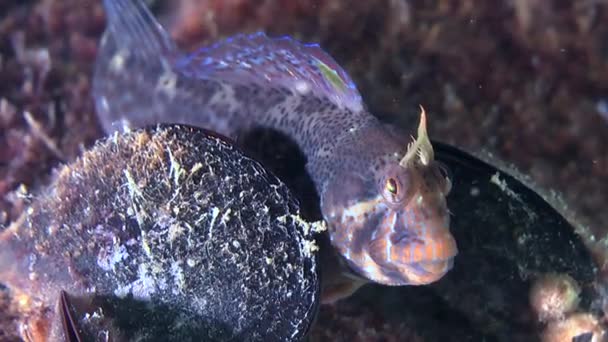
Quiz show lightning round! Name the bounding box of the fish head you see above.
[322,108,457,285]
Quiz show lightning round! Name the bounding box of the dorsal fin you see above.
[94,0,366,133]
[176,32,365,112]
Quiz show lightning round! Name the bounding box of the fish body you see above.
[93,0,457,291]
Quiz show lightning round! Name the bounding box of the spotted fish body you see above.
[94,0,457,289]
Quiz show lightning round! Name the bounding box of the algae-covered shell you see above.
[0,125,320,341]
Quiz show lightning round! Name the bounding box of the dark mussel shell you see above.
[1,125,320,341]
[434,141,598,339]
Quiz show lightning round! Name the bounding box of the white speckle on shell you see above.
[171,261,186,294]
[168,223,185,243]
[97,241,129,272]
[221,208,232,224]
[114,263,158,300]
[207,207,220,241]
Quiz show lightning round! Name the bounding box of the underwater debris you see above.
[530,273,581,323]
[0,125,320,341]
[541,313,605,342]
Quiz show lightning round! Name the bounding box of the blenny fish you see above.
[93,0,457,297]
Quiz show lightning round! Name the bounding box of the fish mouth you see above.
[364,225,457,285]
[359,207,458,285]
[395,229,458,284]
[403,257,455,284]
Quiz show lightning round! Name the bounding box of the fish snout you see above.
[405,256,456,284]
[396,227,458,284]
[366,210,457,285]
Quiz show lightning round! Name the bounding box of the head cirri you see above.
[323,107,457,286]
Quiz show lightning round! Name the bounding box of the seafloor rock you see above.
[0,124,321,341]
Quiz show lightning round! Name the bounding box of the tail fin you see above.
[93,0,179,133]
[102,0,176,58]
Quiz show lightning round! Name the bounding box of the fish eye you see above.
[385,178,398,195]
[381,168,414,205]
[382,176,402,203]
[381,165,416,205]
